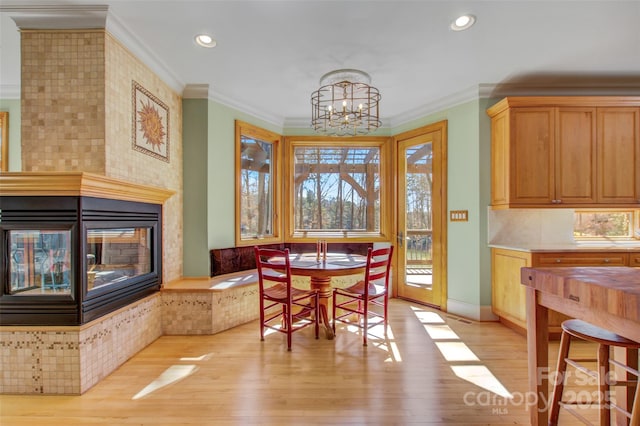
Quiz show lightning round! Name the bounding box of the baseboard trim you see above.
[447,299,499,322]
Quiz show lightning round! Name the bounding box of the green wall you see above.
[0,99,22,171]
[182,98,210,276]
[193,97,499,318]
[393,99,495,316]
[204,101,281,250]
[5,92,498,318]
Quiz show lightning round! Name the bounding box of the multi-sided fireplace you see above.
[0,173,173,326]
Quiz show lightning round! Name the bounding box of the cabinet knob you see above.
[555,259,562,263]
[603,258,610,263]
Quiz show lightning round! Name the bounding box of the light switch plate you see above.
[450,210,468,222]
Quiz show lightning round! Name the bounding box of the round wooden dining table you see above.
[279,252,368,339]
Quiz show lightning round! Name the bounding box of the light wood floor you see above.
[0,299,604,425]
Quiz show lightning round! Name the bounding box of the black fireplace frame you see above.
[0,196,162,325]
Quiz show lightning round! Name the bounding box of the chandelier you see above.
[311,69,381,136]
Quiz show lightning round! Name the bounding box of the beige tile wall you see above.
[0,294,161,395]
[161,285,260,335]
[104,33,183,283]
[7,28,181,395]
[19,29,182,283]
[20,30,106,173]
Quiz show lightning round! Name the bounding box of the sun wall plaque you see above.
[132,81,170,162]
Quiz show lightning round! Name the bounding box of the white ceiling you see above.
[1,0,640,130]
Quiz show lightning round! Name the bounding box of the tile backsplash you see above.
[488,208,576,245]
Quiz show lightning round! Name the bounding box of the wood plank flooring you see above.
[0,299,602,425]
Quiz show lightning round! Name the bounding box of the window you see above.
[235,121,281,246]
[284,137,391,240]
[573,210,639,240]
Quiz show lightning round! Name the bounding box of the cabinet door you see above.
[491,248,531,327]
[510,108,555,204]
[491,109,509,206]
[597,108,640,204]
[555,108,597,204]
[630,253,640,267]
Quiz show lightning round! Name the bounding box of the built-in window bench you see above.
[162,243,371,336]
[161,270,260,335]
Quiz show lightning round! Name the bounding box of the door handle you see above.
[397,231,404,248]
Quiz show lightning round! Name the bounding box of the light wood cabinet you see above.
[597,108,640,204]
[491,248,636,335]
[532,252,628,266]
[487,97,640,208]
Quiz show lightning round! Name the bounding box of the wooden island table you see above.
[521,266,640,426]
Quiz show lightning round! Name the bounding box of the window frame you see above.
[573,208,639,241]
[234,121,282,247]
[283,136,393,242]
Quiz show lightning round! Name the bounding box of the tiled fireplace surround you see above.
[0,19,185,395]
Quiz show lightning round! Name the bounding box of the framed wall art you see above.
[0,111,8,171]
[132,81,170,162]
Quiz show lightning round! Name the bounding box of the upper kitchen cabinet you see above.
[487,97,640,208]
[597,107,640,204]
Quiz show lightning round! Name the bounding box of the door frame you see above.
[392,120,448,309]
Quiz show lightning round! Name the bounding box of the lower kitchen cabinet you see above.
[491,248,637,336]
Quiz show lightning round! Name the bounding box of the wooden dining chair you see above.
[254,246,319,351]
[332,246,394,346]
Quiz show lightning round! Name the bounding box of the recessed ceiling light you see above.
[195,34,216,48]
[450,14,476,31]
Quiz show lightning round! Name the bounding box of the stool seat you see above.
[562,319,640,349]
[550,319,640,426]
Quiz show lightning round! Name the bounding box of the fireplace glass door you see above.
[8,229,72,295]
[86,227,152,292]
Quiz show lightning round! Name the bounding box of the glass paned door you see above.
[396,124,446,308]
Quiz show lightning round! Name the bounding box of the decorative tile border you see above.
[0,294,162,395]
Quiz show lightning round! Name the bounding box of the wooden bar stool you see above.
[549,319,640,426]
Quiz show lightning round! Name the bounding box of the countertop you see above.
[489,242,640,252]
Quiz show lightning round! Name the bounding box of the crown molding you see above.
[0,84,20,99]
[105,10,184,94]
[183,84,210,99]
[485,82,640,98]
[387,85,487,128]
[2,5,108,29]
[209,90,283,129]
[285,84,495,131]
[1,5,185,95]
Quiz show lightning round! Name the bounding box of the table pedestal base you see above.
[310,276,334,339]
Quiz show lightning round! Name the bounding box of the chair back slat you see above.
[254,247,292,298]
[363,246,394,294]
[254,245,319,350]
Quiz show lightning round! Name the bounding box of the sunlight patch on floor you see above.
[450,365,513,398]
[435,341,480,362]
[343,321,403,362]
[132,365,198,400]
[411,307,445,324]
[423,324,460,340]
[180,353,213,362]
[411,305,513,398]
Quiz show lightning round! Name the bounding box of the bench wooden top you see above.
[162,270,258,292]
